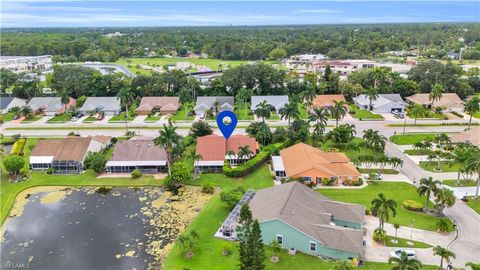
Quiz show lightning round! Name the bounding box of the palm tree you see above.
[433,245,455,270]
[436,218,450,233]
[393,223,400,238]
[308,107,329,127]
[365,87,379,111]
[60,91,70,111]
[21,106,32,117]
[212,101,220,114]
[465,262,480,270]
[434,188,456,215]
[371,193,397,231]
[429,83,444,105]
[236,88,252,120]
[388,251,423,270]
[255,100,273,122]
[279,102,300,126]
[363,129,387,151]
[226,150,236,165]
[193,153,202,176]
[449,143,472,186]
[330,100,348,127]
[465,148,480,198]
[410,104,425,126]
[465,96,480,129]
[237,145,252,163]
[154,123,181,176]
[417,177,440,208]
[117,87,134,118]
[301,86,316,109]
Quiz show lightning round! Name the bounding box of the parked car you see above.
[199,113,205,120]
[392,111,404,119]
[390,249,416,260]
[71,116,79,122]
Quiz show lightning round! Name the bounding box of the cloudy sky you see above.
[1,1,479,28]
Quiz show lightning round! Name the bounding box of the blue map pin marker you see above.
[216,111,238,140]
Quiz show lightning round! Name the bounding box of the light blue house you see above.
[248,182,365,260]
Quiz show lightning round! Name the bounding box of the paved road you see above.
[386,141,480,266]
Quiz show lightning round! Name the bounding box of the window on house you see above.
[309,241,317,251]
[276,235,283,245]
[303,177,312,182]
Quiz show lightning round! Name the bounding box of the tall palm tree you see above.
[365,87,379,111]
[236,88,252,120]
[255,101,273,122]
[465,96,480,129]
[410,104,425,126]
[417,177,440,208]
[21,106,32,117]
[433,245,455,270]
[371,193,397,231]
[60,91,70,111]
[388,251,423,270]
[465,148,480,198]
[279,102,300,126]
[117,87,134,118]
[429,83,444,105]
[237,145,252,163]
[434,188,456,215]
[301,86,316,109]
[308,107,329,126]
[449,143,472,186]
[330,100,348,127]
[154,123,181,176]
[465,262,480,270]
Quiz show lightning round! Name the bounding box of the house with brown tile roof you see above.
[406,93,464,112]
[272,143,360,185]
[135,97,180,115]
[194,134,258,173]
[311,94,347,109]
[29,136,106,174]
[106,137,167,173]
[247,181,365,260]
[450,127,480,147]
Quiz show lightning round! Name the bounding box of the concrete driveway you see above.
[444,186,479,198]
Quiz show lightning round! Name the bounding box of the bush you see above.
[373,228,386,243]
[351,178,364,186]
[110,137,118,144]
[46,168,53,175]
[401,200,423,212]
[220,186,246,210]
[365,208,371,215]
[201,182,214,194]
[221,242,234,256]
[321,178,335,186]
[223,143,283,178]
[131,169,143,178]
[189,121,213,138]
[10,138,26,155]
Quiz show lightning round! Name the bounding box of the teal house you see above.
[248,182,365,260]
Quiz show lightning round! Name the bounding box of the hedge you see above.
[451,111,464,118]
[223,143,284,178]
[401,200,423,212]
[10,138,26,155]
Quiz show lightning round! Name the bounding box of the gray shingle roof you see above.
[195,96,234,111]
[79,97,121,112]
[249,181,365,255]
[251,95,289,111]
[27,97,63,112]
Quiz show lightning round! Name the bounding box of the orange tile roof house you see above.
[29,136,109,174]
[135,97,180,115]
[406,93,464,112]
[311,94,346,109]
[272,143,360,185]
[194,134,259,173]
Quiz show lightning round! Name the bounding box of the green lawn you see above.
[385,235,432,249]
[144,115,161,123]
[268,113,280,120]
[318,182,454,231]
[1,112,15,122]
[108,112,136,122]
[467,197,480,214]
[419,161,461,172]
[349,106,384,120]
[21,115,43,123]
[171,103,194,121]
[234,103,254,121]
[389,133,440,145]
[47,113,71,123]
[319,137,386,161]
[472,112,480,119]
[82,116,98,123]
[406,107,446,120]
[442,179,477,187]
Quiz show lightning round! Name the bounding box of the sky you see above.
[1,1,479,28]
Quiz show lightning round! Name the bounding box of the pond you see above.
[1,186,211,270]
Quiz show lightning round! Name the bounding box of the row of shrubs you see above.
[223,143,283,178]
[451,111,464,118]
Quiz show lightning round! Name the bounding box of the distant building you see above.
[447,51,460,60]
[0,55,53,73]
[313,59,374,75]
[30,136,109,174]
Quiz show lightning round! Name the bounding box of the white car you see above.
[390,249,416,260]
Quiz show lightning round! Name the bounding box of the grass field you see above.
[171,103,194,121]
[46,113,71,123]
[82,116,98,123]
[442,179,477,187]
[419,161,461,172]
[318,181,454,232]
[1,112,15,122]
[467,197,480,214]
[389,133,440,145]
[385,235,432,249]
[320,137,386,161]
[144,115,161,123]
[349,107,384,120]
[21,115,43,123]
[108,112,136,122]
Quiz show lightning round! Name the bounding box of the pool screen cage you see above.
[52,160,83,174]
[220,189,255,238]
